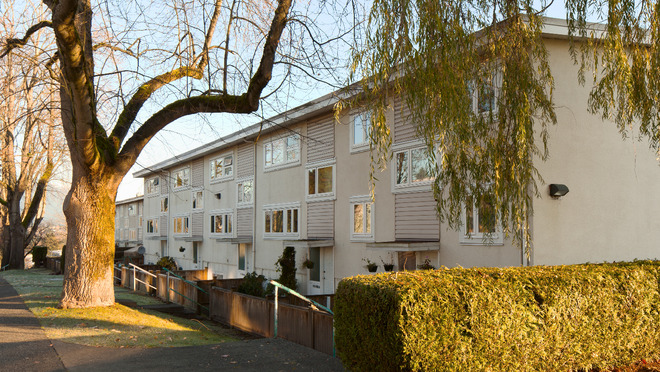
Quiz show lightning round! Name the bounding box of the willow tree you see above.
[2,0,352,308]
[352,0,660,252]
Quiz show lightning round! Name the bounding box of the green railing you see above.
[162,268,209,312]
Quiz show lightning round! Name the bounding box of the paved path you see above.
[0,277,345,371]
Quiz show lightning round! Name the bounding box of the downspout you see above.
[252,140,257,274]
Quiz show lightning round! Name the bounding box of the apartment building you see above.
[114,196,144,249]
[129,18,660,295]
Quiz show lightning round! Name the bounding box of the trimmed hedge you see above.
[334,261,660,371]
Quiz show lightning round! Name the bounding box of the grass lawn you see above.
[1,268,238,348]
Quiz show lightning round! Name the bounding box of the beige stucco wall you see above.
[533,38,660,265]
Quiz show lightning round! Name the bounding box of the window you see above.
[351,111,371,152]
[393,144,435,192]
[146,177,159,194]
[173,215,190,235]
[146,219,158,234]
[210,154,233,182]
[468,73,500,116]
[264,203,300,238]
[160,241,167,257]
[193,242,200,264]
[238,244,246,272]
[129,229,137,241]
[237,178,254,207]
[264,135,300,169]
[172,167,190,189]
[160,197,168,213]
[192,190,204,210]
[306,160,335,201]
[210,210,233,236]
[460,195,503,245]
[123,218,129,228]
[350,195,374,241]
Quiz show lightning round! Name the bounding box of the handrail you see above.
[167,287,209,312]
[162,268,208,294]
[1,264,9,271]
[129,263,158,278]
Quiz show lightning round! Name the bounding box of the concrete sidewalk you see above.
[0,276,345,371]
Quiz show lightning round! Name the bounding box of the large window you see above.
[146,219,158,234]
[393,145,435,191]
[210,210,233,236]
[350,196,374,241]
[264,203,300,238]
[192,189,204,210]
[306,160,335,201]
[173,215,190,235]
[237,178,253,207]
[351,111,371,152]
[460,195,503,245]
[172,167,190,189]
[468,74,499,116]
[210,154,233,182]
[264,135,300,169]
[160,197,168,213]
[146,177,159,194]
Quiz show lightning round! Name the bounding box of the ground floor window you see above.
[263,203,300,238]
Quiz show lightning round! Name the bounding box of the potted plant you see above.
[363,258,378,273]
[417,257,435,270]
[302,258,314,269]
[381,256,395,272]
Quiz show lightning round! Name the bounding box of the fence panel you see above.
[313,312,335,355]
[229,292,273,337]
[278,304,314,348]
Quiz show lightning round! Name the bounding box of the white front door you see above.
[308,247,322,295]
[192,242,200,269]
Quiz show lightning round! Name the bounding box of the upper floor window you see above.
[172,167,190,189]
[306,159,335,202]
[128,229,137,241]
[237,178,254,207]
[160,197,168,213]
[173,215,190,235]
[460,194,503,245]
[146,177,159,194]
[146,219,158,234]
[264,203,300,238]
[210,210,233,236]
[468,73,500,116]
[393,144,435,192]
[350,195,374,242]
[264,135,300,169]
[210,154,233,182]
[351,111,371,152]
[192,189,204,210]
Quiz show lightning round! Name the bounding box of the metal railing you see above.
[269,280,334,356]
[129,263,157,292]
[161,268,209,312]
[113,265,122,282]
[1,264,9,271]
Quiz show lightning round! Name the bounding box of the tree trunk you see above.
[59,172,117,308]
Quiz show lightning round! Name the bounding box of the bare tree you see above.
[2,0,354,308]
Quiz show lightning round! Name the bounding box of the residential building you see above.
[115,196,144,249]
[129,17,660,295]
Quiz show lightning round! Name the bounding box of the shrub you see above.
[32,246,48,267]
[156,256,177,271]
[335,261,660,372]
[274,246,297,291]
[237,272,266,297]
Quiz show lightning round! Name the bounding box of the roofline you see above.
[115,195,144,205]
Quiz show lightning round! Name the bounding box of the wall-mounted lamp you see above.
[179,246,186,253]
[215,193,222,200]
[549,184,569,198]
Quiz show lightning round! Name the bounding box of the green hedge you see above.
[334,261,660,371]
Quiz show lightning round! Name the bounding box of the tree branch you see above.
[1,21,53,58]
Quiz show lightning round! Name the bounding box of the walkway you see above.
[0,277,345,371]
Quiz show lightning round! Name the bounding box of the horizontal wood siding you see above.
[394,95,417,143]
[192,158,204,187]
[307,201,334,239]
[159,215,168,237]
[237,143,254,178]
[395,191,439,241]
[192,212,204,236]
[306,115,335,163]
[237,207,253,237]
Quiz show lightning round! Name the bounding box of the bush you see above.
[334,261,660,372]
[156,256,177,271]
[275,246,297,291]
[237,272,266,297]
[32,246,48,267]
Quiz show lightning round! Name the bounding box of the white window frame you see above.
[459,196,503,245]
[305,159,336,202]
[209,152,234,183]
[146,177,159,195]
[172,166,190,190]
[146,218,159,235]
[469,71,501,116]
[172,214,190,236]
[209,209,234,237]
[264,134,301,171]
[160,197,169,214]
[128,229,137,241]
[192,188,204,211]
[350,195,374,242]
[350,111,371,153]
[236,177,254,208]
[263,202,301,239]
[391,141,436,194]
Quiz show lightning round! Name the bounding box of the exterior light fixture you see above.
[549,184,569,198]
[215,193,222,200]
[179,246,186,252]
